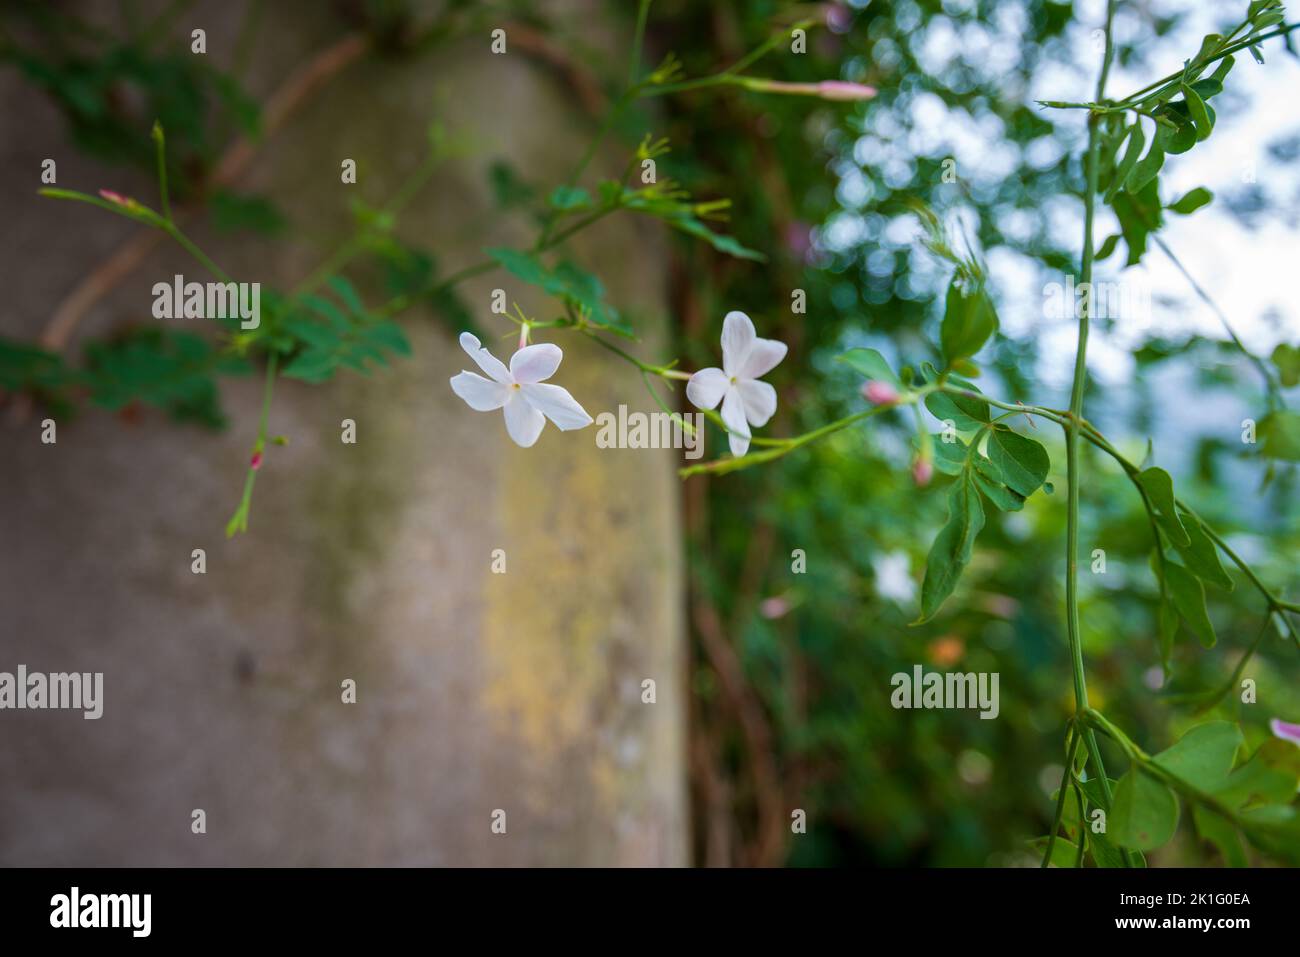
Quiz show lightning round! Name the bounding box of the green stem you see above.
[151,121,171,223]
[1115,22,1300,108]
[1042,724,1080,868]
[679,406,887,478]
[1066,0,1132,866]
[224,351,278,537]
[629,0,652,88]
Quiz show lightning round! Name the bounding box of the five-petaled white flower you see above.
[686,311,787,457]
[450,332,593,448]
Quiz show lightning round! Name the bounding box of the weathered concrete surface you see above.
[0,2,686,865]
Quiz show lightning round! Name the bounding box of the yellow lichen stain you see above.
[481,349,632,804]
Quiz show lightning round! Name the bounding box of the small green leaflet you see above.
[939,277,998,365]
[1105,122,1145,202]
[1079,776,1145,868]
[924,386,989,433]
[1194,806,1247,867]
[1181,82,1213,141]
[1271,343,1300,388]
[663,212,766,262]
[81,328,246,429]
[1153,721,1241,791]
[1111,767,1179,851]
[548,185,590,211]
[984,427,1050,497]
[281,276,411,383]
[1112,180,1162,266]
[836,347,899,386]
[1137,467,1190,547]
[930,435,967,476]
[1125,139,1164,193]
[1172,508,1233,590]
[1167,187,1213,215]
[1164,560,1217,648]
[1030,836,1081,868]
[1214,738,1300,807]
[484,247,632,336]
[915,471,985,623]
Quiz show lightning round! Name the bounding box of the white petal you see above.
[736,378,777,427]
[459,331,511,384]
[720,386,751,457]
[503,394,546,447]
[520,382,593,431]
[509,343,563,384]
[739,338,787,380]
[450,371,510,411]
[685,367,729,410]
[720,311,756,378]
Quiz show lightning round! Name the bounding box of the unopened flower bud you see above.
[912,457,934,487]
[862,380,899,406]
[816,81,877,101]
[250,451,263,470]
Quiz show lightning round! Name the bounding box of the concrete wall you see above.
[0,2,686,865]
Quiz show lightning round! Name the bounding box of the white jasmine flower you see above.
[450,332,592,447]
[686,311,787,457]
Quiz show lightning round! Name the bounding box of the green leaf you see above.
[484,247,631,335]
[327,275,368,319]
[665,213,766,262]
[1137,467,1190,547]
[280,281,409,382]
[972,459,1026,512]
[1172,509,1233,590]
[915,473,986,623]
[1182,84,1213,141]
[930,436,968,476]
[836,347,900,386]
[1072,776,1132,868]
[1164,560,1217,648]
[1209,54,1236,84]
[281,349,340,383]
[80,328,241,429]
[1125,139,1165,194]
[1111,768,1179,850]
[1153,722,1241,790]
[1167,187,1213,215]
[1112,180,1162,265]
[1154,102,1197,155]
[208,189,285,235]
[1259,410,1300,461]
[924,389,990,433]
[1194,806,1247,867]
[548,185,590,211]
[940,278,998,364]
[984,427,1049,497]
[1029,836,1081,868]
[1095,233,1121,261]
[1271,343,1300,388]
[1105,122,1145,202]
[1212,739,1300,807]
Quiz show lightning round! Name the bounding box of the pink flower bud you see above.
[817,81,877,102]
[759,596,791,620]
[98,189,129,205]
[912,457,934,487]
[250,451,263,470]
[1271,718,1300,747]
[862,380,899,406]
